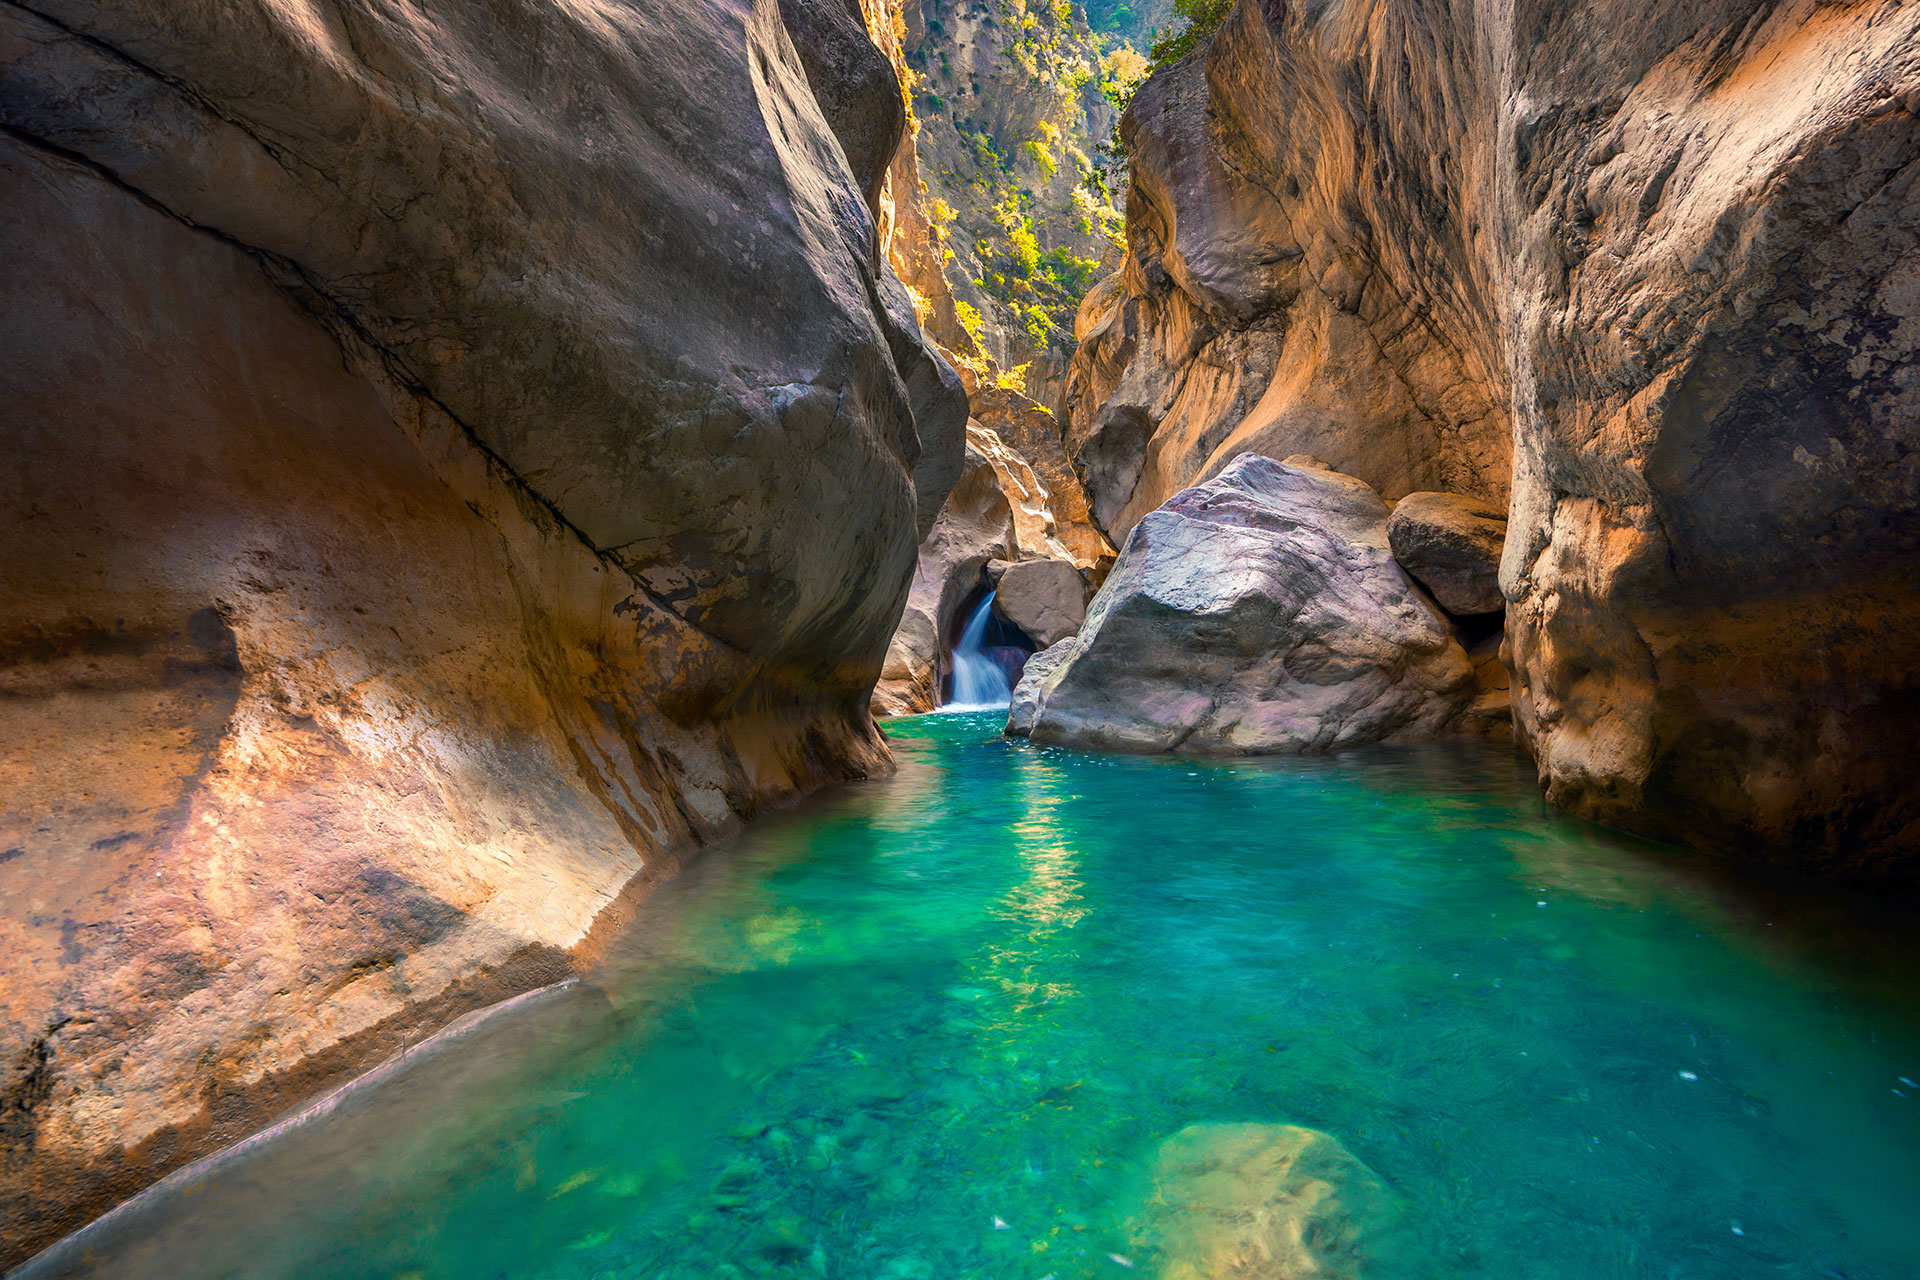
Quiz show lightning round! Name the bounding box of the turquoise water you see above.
[24,713,1920,1279]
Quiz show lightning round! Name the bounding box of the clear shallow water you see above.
[24,714,1920,1279]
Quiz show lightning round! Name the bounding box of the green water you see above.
[24,713,1920,1279]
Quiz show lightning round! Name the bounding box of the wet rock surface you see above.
[1020,455,1473,753]
[0,0,963,1261]
[872,426,1020,717]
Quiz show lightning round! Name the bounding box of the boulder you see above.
[1387,493,1507,616]
[1022,455,1473,753]
[1129,1123,1408,1280]
[991,559,1088,648]
[1005,639,1074,738]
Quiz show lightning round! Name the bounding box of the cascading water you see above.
[943,592,1013,711]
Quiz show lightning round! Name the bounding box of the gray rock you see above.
[991,559,1087,648]
[0,0,965,1254]
[1023,455,1473,753]
[1005,639,1074,738]
[1387,492,1508,616]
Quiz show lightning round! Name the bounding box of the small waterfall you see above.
[944,592,1014,711]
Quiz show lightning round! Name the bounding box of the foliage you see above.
[1145,0,1233,70]
[995,362,1033,392]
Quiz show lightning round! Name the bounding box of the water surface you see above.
[25,713,1920,1279]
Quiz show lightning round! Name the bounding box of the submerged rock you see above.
[1387,493,1508,617]
[1021,455,1472,753]
[1131,1123,1407,1280]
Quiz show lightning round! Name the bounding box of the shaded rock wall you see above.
[0,0,964,1262]
[1062,0,1920,873]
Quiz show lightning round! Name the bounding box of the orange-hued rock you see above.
[1062,0,1920,873]
[0,0,963,1263]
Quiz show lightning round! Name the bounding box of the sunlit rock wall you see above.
[0,0,965,1262]
[1063,0,1920,873]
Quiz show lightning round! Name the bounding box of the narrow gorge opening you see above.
[940,584,1036,710]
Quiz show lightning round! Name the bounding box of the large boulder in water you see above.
[1019,455,1473,753]
[1005,639,1074,738]
[1130,1123,1408,1280]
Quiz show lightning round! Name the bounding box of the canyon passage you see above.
[5,0,1920,1271]
[17,713,1920,1280]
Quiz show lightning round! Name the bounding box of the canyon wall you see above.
[0,0,964,1263]
[1064,0,1920,873]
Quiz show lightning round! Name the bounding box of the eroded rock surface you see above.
[1020,455,1472,753]
[0,0,964,1262]
[1065,0,1920,871]
[1388,493,1508,617]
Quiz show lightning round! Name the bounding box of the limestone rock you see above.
[0,0,964,1261]
[778,0,904,219]
[992,560,1088,648]
[1130,1123,1407,1280]
[1006,640,1075,739]
[1022,455,1473,753]
[1387,493,1508,616]
[872,426,1019,716]
[971,385,1116,572]
[1064,0,1920,872]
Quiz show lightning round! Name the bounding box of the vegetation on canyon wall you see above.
[898,0,1154,388]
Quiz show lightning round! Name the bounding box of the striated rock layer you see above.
[0,0,965,1262]
[1064,0,1920,873]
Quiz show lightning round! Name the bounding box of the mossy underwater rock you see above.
[1130,1123,1409,1280]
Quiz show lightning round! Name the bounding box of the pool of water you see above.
[23,713,1920,1279]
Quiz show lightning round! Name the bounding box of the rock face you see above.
[992,559,1089,648]
[1387,493,1508,616]
[0,0,964,1263]
[1129,1123,1407,1280]
[971,385,1117,572]
[1018,455,1472,753]
[1065,0,1920,873]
